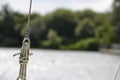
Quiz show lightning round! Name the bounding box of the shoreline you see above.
[100,49,120,55]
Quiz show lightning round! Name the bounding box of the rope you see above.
[14,0,33,80]
[25,0,32,38]
[112,63,120,80]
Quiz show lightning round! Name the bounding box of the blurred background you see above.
[0,0,120,80]
[0,0,118,50]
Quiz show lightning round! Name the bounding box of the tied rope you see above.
[13,0,33,80]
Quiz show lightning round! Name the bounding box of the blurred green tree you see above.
[95,20,114,48]
[61,38,99,51]
[112,0,120,43]
[44,9,77,42]
[75,18,95,39]
[0,5,19,47]
[41,29,63,49]
[30,14,46,47]
[0,4,114,50]
[75,10,96,22]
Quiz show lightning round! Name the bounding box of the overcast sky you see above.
[0,0,113,15]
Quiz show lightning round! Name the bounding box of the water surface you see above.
[0,48,120,80]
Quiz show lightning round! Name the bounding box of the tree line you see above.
[0,0,119,50]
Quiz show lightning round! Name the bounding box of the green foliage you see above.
[95,20,114,47]
[75,18,95,39]
[0,5,20,47]
[44,9,77,38]
[112,0,120,43]
[0,3,118,50]
[40,29,63,49]
[75,10,96,23]
[61,38,99,51]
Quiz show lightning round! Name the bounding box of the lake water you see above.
[0,48,120,80]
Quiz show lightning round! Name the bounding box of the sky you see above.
[0,0,113,15]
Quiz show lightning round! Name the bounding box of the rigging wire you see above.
[113,63,120,80]
[25,0,32,38]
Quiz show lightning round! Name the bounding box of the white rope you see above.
[14,0,33,80]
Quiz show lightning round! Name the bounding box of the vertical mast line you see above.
[113,63,120,80]
[25,0,32,38]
